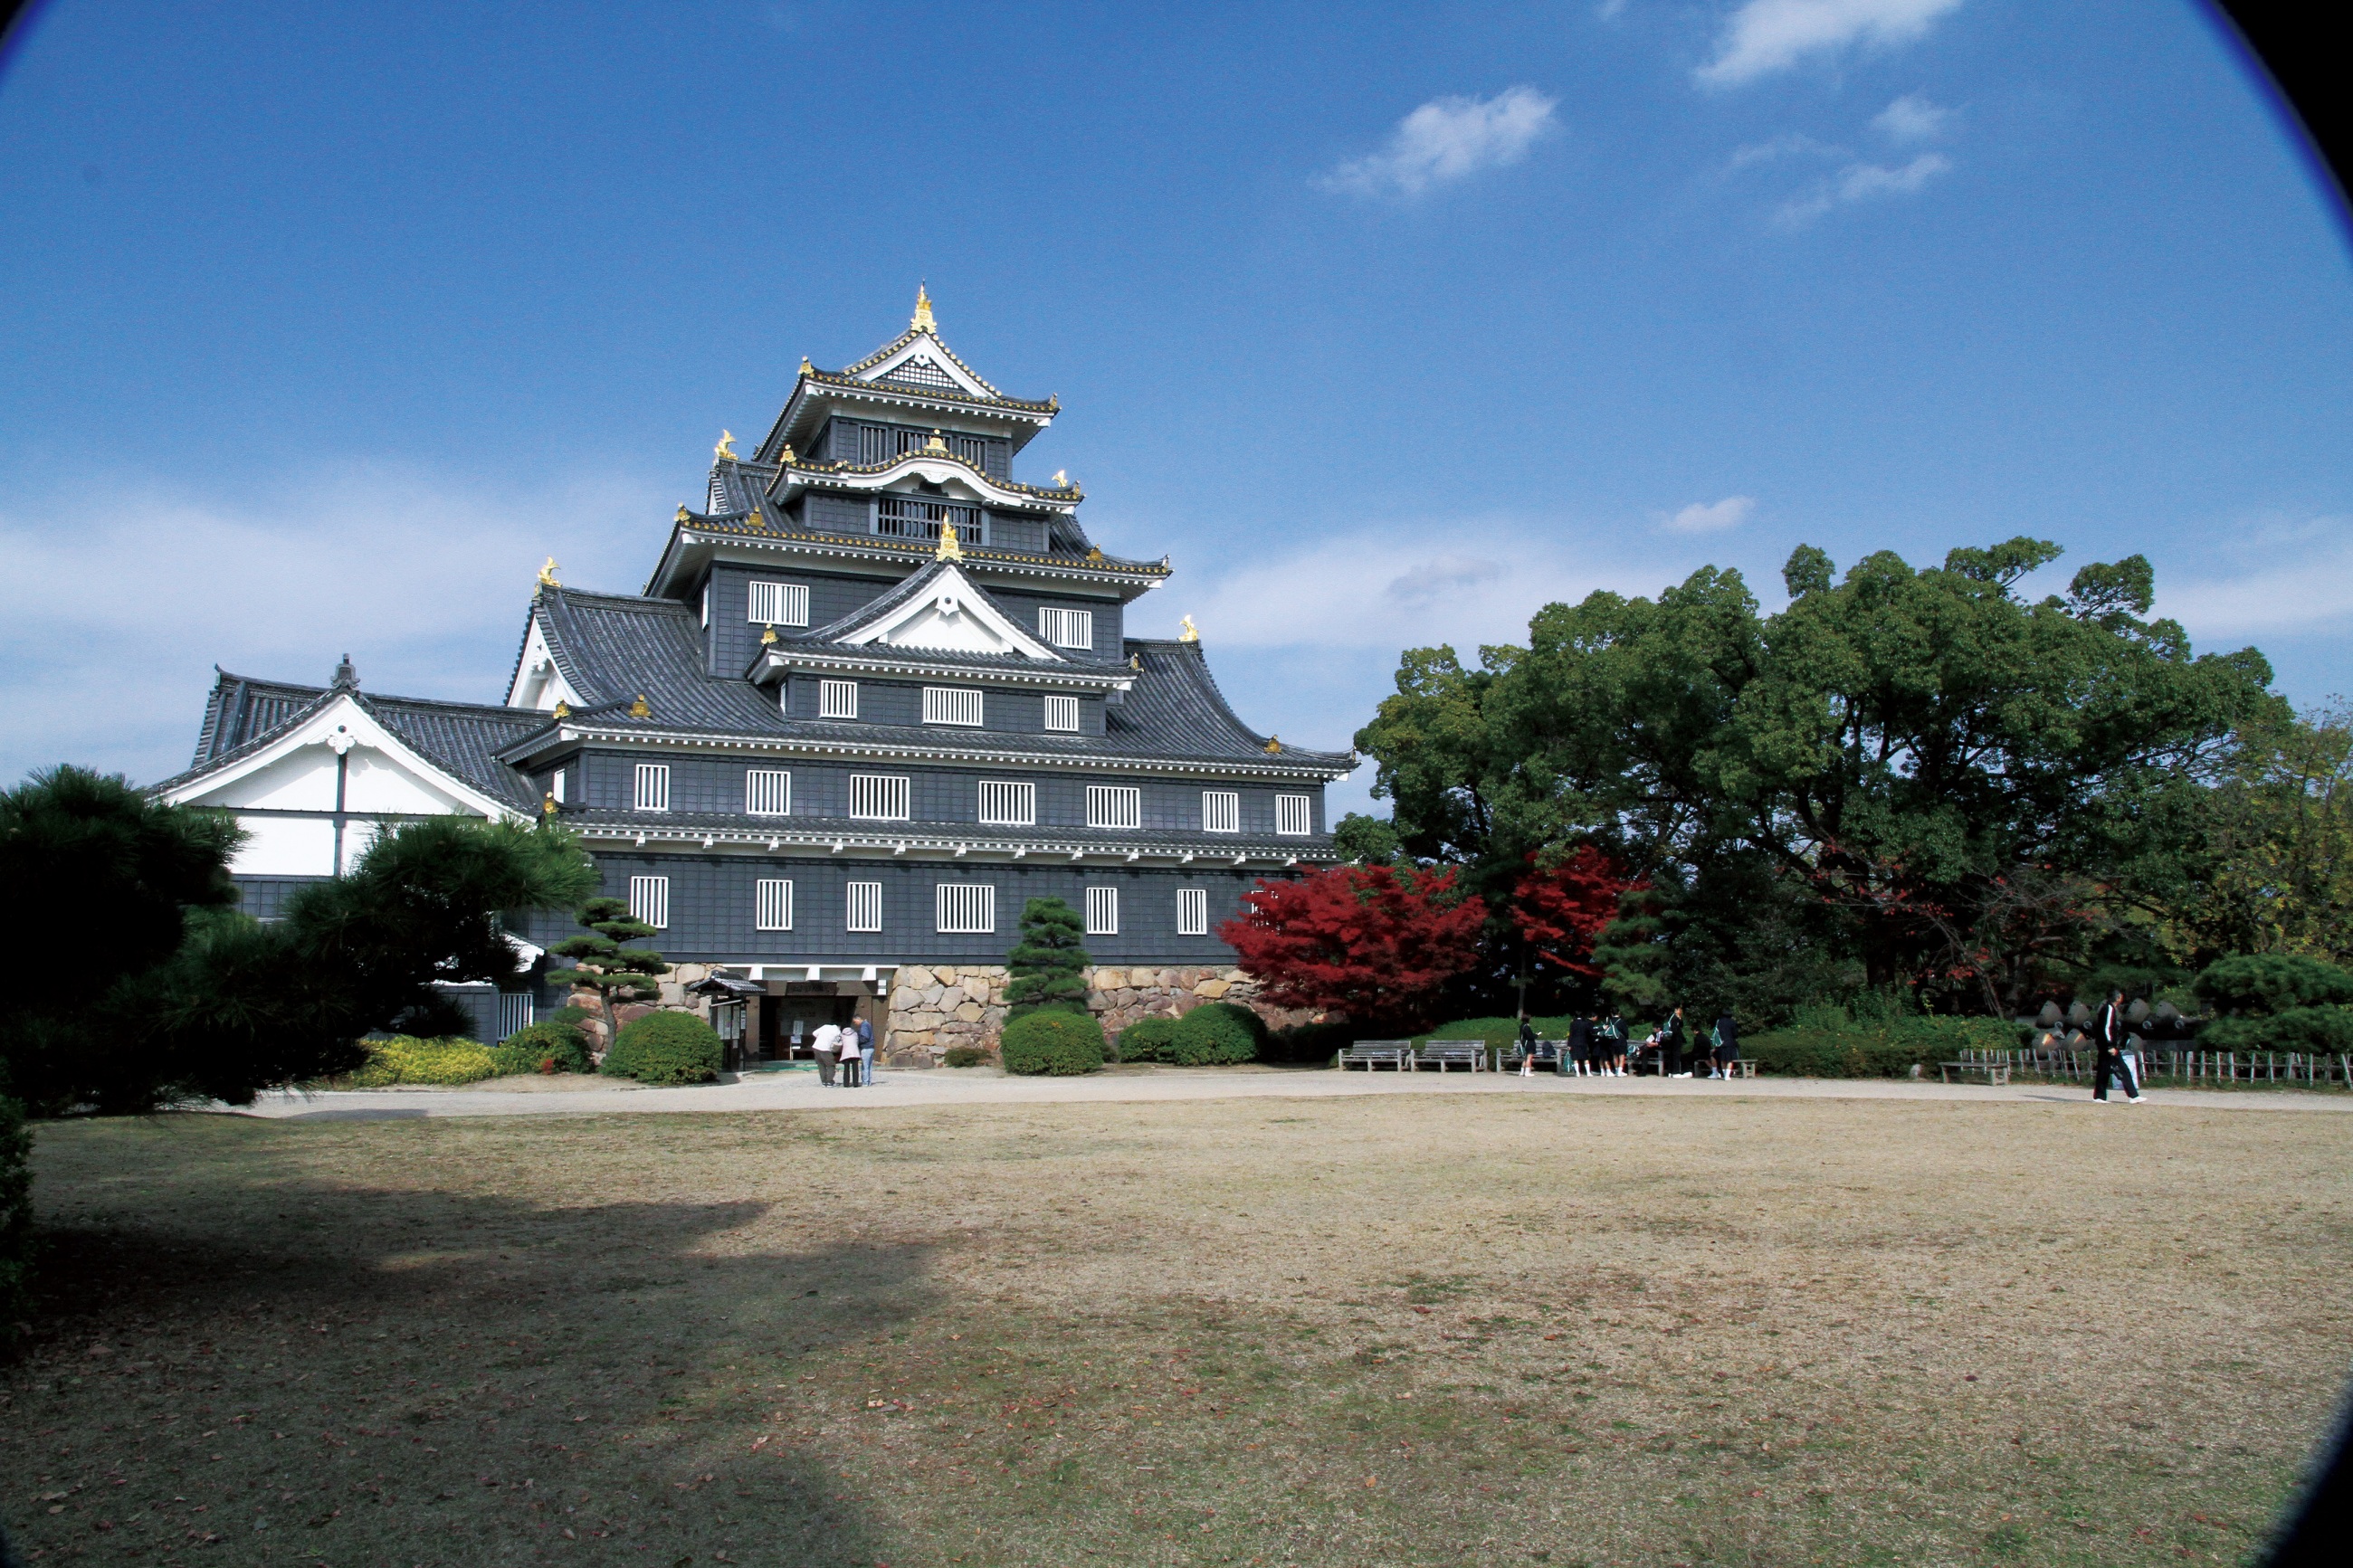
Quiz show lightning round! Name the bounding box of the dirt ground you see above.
[3,1093,2348,1566]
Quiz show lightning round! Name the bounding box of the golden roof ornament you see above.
[629,694,652,719]
[536,556,560,589]
[542,793,559,818]
[1178,615,1198,642]
[1052,470,1068,488]
[1087,546,1104,563]
[760,625,778,644]
[552,698,572,719]
[715,431,738,461]
[676,504,690,523]
[1264,736,1283,754]
[800,356,814,376]
[925,429,948,452]
[779,443,795,464]
[911,283,936,333]
[935,521,964,561]
[1129,653,1142,671]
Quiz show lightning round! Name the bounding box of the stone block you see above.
[1196,978,1231,998]
[954,1002,985,1023]
[900,965,935,991]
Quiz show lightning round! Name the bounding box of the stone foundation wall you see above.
[882,964,1310,1066]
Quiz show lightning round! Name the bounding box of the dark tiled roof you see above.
[672,510,1171,578]
[1111,641,1355,768]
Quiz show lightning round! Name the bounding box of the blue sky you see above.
[2,0,2348,816]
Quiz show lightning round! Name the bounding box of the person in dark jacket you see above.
[2093,988,2145,1103]
[1602,1012,1627,1076]
[1713,1013,1740,1079]
[1658,1007,1691,1078]
[1567,1012,1593,1077]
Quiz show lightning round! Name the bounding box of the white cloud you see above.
[1872,91,1949,142]
[0,464,657,787]
[1698,0,1965,88]
[1777,150,1949,224]
[1727,132,1845,171]
[1321,86,1559,197]
[1662,496,1756,533]
[2160,522,2353,640]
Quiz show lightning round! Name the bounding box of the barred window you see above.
[1085,886,1119,936]
[745,768,790,816]
[845,880,882,933]
[1037,606,1094,650]
[1176,888,1209,936]
[976,780,1035,826]
[628,875,670,930]
[848,774,910,821]
[1043,694,1080,733]
[819,679,858,719]
[1201,790,1240,834]
[754,879,794,931]
[935,882,996,935]
[634,764,670,813]
[1086,784,1142,830]
[748,580,810,627]
[923,686,984,727]
[1275,794,1314,836]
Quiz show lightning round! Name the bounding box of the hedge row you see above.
[1741,1016,2018,1079]
[1001,1010,1106,1075]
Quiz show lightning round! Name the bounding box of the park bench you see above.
[1939,1060,2013,1086]
[1338,1041,1414,1071]
[1719,1059,1759,1079]
[1499,1038,1566,1072]
[1415,1041,1487,1073]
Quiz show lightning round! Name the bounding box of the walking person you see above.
[812,1020,840,1088]
[1567,1012,1593,1078]
[1517,1012,1538,1078]
[857,1014,877,1087]
[1713,1012,1740,1079]
[1603,1011,1627,1077]
[2093,987,2145,1104]
[1659,1006,1691,1079]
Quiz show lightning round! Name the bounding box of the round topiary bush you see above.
[602,1011,724,1085]
[1116,1016,1181,1063]
[942,1045,988,1068]
[999,1011,1105,1076]
[492,1019,594,1076]
[1168,1002,1264,1066]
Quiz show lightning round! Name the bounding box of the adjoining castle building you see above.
[153,293,1355,1062]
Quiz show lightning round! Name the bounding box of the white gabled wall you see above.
[506,613,581,711]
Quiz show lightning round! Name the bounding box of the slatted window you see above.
[936,882,996,934]
[845,880,882,933]
[1086,784,1142,830]
[748,580,810,626]
[1043,694,1080,733]
[977,780,1035,826]
[1201,790,1240,834]
[1037,606,1094,649]
[634,764,670,813]
[849,774,910,821]
[819,679,858,719]
[1176,888,1209,936]
[923,686,984,727]
[1275,794,1313,836]
[628,876,669,930]
[755,879,794,931]
[1085,886,1119,936]
[745,768,791,816]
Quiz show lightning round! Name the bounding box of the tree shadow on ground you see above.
[3,1134,933,1566]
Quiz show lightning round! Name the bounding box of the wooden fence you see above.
[1956,1046,2353,1087]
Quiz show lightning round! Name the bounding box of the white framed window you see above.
[748,580,810,626]
[1275,794,1313,836]
[1201,790,1240,834]
[700,578,710,629]
[754,878,794,931]
[845,880,882,933]
[936,882,996,934]
[1037,606,1094,650]
[848,774,910,821]
[745,768,791,816]
[1176,887,1209,936]
[550,767,567,804]
[634,763,671,813]
[977,780,1036,826]
[1087,784,1142,830]
[923,686,984,727]
[1043,694,1080,733]
[819,679,858,719]
[628,875,670,930]
[1085,885,1119,936]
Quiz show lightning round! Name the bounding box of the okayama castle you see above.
[153,292,1355,1059]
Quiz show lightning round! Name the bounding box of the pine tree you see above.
[550,898,668,1047]
[1005,897,1091,1020]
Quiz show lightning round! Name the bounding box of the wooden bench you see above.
[1939,1060,2012,1086]
[1720,1059,1759,1079]
[1338,1041,1413,1071]
[1415,1041,1487,1073]
[1498,1039,1564,1071]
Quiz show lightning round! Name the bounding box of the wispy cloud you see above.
[2160,518,2353,640]
[1661,496,1756,533]
[1698,0,1966,88]
[1777,151,1949,225]
[1872,91,1949,142]
[1727,132,1845,171]
[1321,86,1559,197]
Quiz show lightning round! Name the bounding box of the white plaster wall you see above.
[195,745,340,811]
[230,814,337,876]
[344,748,472,814]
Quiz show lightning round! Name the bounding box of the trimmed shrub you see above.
[602,1011,723,1086]
[1116,1016,1183,1063]
[943,1045,988,1068]
[2195,954,2353,1017]
[999,1011,1106,1076]
[491,1018,594,1076]
[1742,1015,2018,1079]
[1168,1002,1265,1066]
[2199,1005,2353,1053]
[349,1036,499,1087]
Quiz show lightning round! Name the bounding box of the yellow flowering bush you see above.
[348,1036,499,1087]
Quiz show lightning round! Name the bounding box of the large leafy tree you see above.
[2165,704,2353,966]
[1219,864,1486,1028]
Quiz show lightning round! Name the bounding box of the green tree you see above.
[1005,897,1091,1019]
[550,898,668,1045]
[2168,704,2353,965]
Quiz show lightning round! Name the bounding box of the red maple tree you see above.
[1219,863,1487,1025]
[1514,846,1639,977]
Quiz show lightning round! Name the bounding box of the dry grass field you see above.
[4,1093,2348,1567]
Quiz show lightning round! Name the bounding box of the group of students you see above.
[810,1016,876,1088]
[1514,1004,1742,1079]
